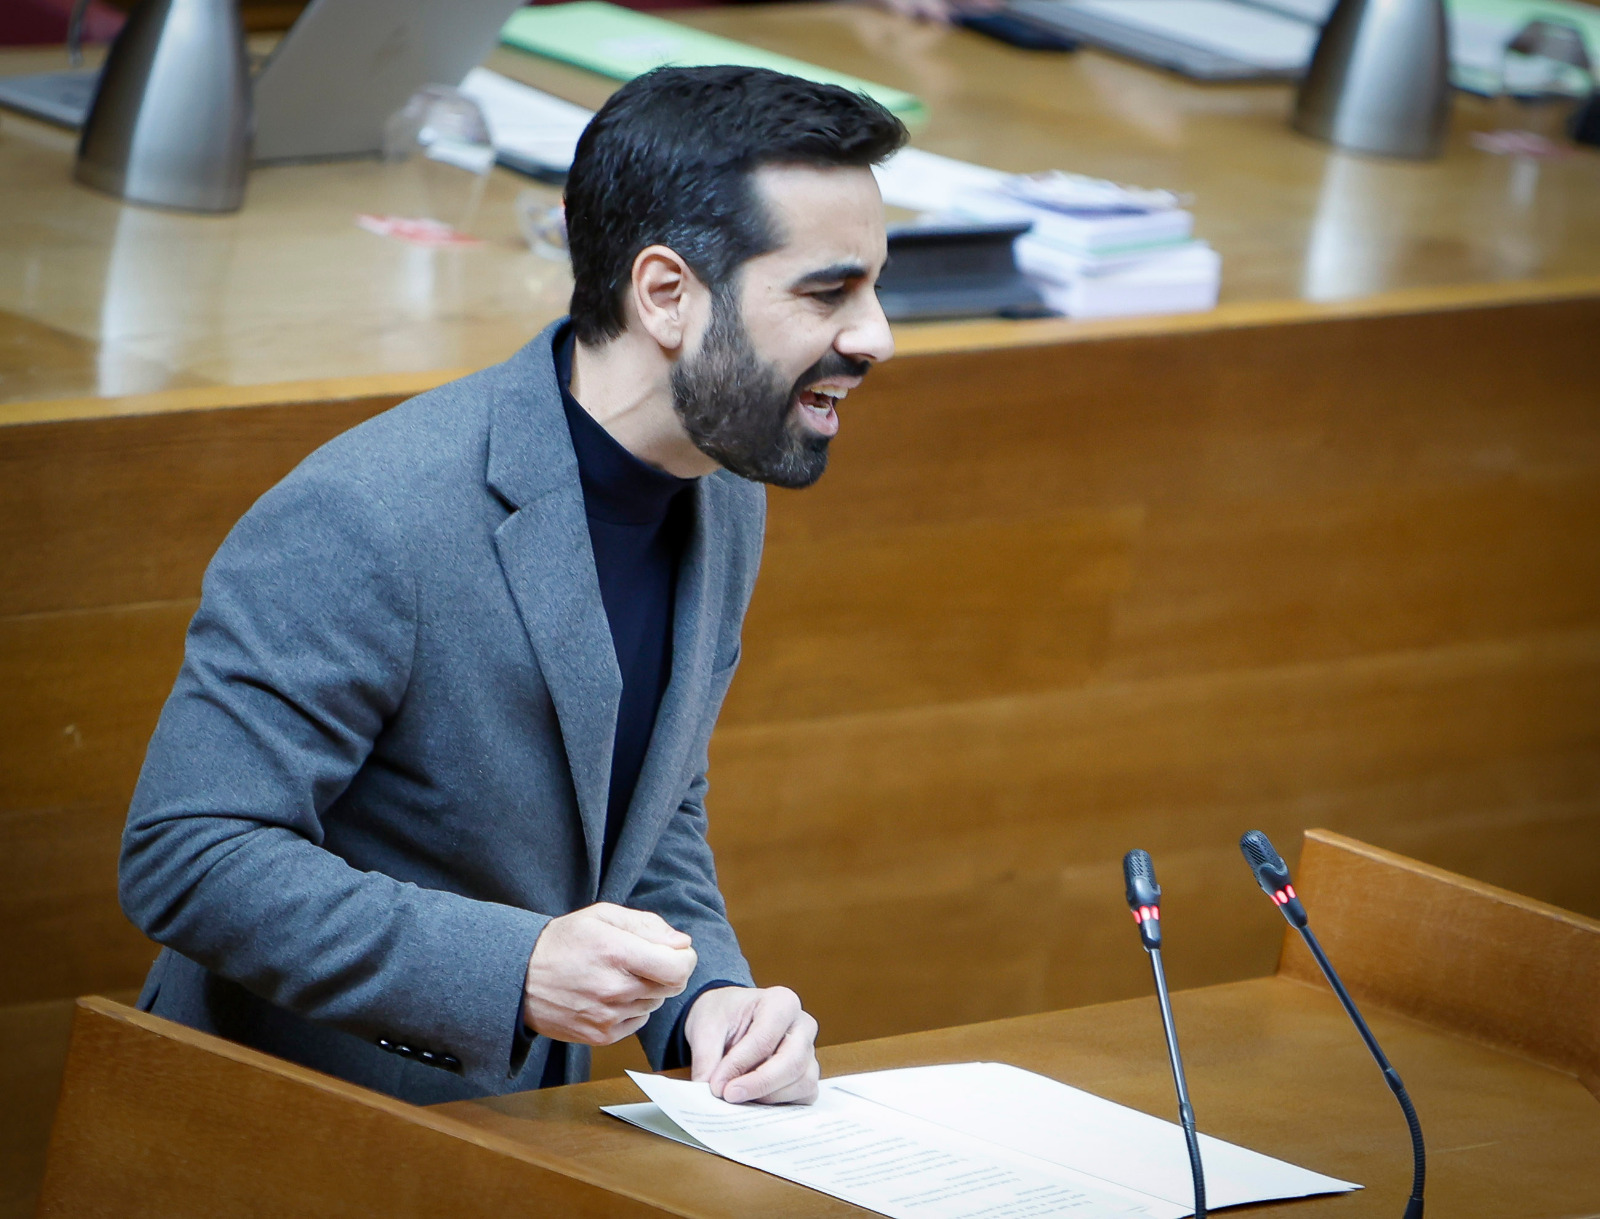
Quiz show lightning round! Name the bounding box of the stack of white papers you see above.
[1020,243,1223,320]
[608,1062,1358,1219]
[960,172,1218,320]
[875,151,1221,321]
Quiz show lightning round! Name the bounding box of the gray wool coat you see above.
[119,320,762,1104]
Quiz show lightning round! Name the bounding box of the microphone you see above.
[1239,831,1425,1219]
[1122,849,1206,1219]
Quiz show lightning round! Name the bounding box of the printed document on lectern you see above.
[607,1063,1357,1219]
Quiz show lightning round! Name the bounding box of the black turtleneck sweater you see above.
[534,328,742,1085]
[554,325,694,868]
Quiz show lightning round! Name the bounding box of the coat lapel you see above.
[486,325,620,896]
[599,473,727,901]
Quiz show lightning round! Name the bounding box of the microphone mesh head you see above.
[1124,848,1155,887]
[1123,848,1160,909]
[1240,830,1282,872]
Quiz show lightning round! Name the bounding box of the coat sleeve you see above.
[119,465,548,1092]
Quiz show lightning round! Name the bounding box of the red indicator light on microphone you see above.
[1151,907,1160,920]
[1285,884,1296,900]
[1273,890,1287,905]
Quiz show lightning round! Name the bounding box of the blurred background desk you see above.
[4,4,1600,401]
[3,7,1599,1216]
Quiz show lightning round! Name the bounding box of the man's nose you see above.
[839,290,895,366]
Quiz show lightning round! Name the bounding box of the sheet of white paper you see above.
[873,147,1011,213]
[604,1101,713,1151]
[626,1071,1185,1219]
[1070,0,1319,70]
[458,68,594,171]
[830,1063,1357,1210]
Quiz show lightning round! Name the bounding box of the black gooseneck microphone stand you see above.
[1123,849,1206,1219]
[1239,830,1426,1219]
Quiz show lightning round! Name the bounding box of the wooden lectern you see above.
[35,832,1600,1217]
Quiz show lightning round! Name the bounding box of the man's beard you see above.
[670,290,868,489]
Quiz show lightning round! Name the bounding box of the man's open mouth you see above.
[794,382,852,438]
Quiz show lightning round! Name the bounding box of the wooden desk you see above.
[444,977,1600,1218]
[446,827,1600,1216]
[34,980,1600,1216]
[4,5,1600,404]
[33,832,1600,1217]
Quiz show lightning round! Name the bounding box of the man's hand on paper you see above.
[686,985,820,1105]
[523,903,697,1045]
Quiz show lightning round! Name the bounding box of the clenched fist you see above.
[523,903,697,1046]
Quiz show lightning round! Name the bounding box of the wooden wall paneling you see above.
[754,299,1600,558]
[732,299,1600,723]
[0,602,192,813]
[727,509,1143,720]
[3,294,1599,1212]
[36,998,675,1218]
[0,395,402,618]
[0,800,160,1006]
[1282,829,1600,1095]
[0,602,190,1005]
[708,295,1600,1043]
[710,629,1600,1041]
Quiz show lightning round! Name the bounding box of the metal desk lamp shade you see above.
[73,0,252,213]
[1292,0,1453,159]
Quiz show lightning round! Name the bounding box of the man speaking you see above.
[118,66,906,1106]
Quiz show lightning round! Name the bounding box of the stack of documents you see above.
[957,173,1220,320]
[610,1062,1358,1219]
[876,150,1220,321]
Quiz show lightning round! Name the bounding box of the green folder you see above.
[499,1,926,124]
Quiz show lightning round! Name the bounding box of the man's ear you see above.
[630,244,702,354]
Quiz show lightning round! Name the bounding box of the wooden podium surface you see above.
[34,975,1600,1217]
[442,975,1600,1218]
[36,832,1600,1217]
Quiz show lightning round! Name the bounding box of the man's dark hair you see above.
[564,65,908,345]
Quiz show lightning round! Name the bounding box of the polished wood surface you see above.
[37,843,1600,1216]
[0,991,137,1219]
[5,3,1600,404]
[39,973,1600,1217]
[1285,829,1600,1095]
[450,976,1600,1218]
[36,997,674,1219]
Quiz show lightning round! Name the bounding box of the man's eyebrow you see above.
[789,261,870,290]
